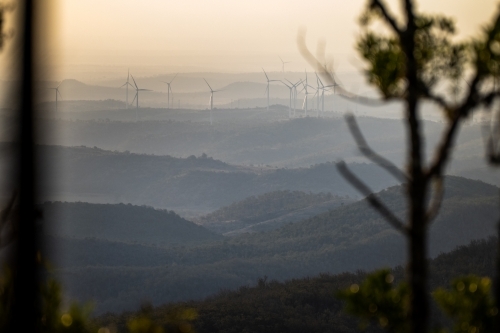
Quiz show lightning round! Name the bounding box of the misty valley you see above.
[1,95,497,318]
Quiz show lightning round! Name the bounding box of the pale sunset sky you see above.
[1,0,498,80]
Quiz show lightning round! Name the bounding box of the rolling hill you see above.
[42,202,223,247]
[4,144,400,214]
[196,190,353,235]
[28,115,498,187]
[94,237,498,333]
[49,176,499,313]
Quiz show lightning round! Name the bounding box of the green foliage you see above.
[337,269,410,332]
[358,10,469,100]
[39,278,95,333]
[338,272,500,333]
[357,32,406,98]
[433,276,498,333]
[124,304,197,333]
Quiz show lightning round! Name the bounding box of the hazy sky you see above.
[56,0,498,74]
[1,0,497,82]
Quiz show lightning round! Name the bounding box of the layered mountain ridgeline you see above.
[30,115,496,185]
[95,238,497,333]
[196,190,353,235]
[42,202,223,247]
[20,144,398,213]
[52,176,499,313]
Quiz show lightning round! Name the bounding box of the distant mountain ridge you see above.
[2,144,399,214]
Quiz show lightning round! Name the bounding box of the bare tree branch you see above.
[426,62,485,179]
[345,113,408,182]
[425,177,444,223]
[420,88,450,111]
[369,0,402,35]
[484,108,500,164]
[336,161,407,234]
[478,90,500,108]
[297,28,332,80]
[426,114,461,180]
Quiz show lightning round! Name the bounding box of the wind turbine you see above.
[299,71,312,116]
[49,83,62,112]
[286,78,303,117]
[160,73,177,109]
[203,78,222,125]
[280,81,293,118]
[316,73,336,116]
[263,68,280,111]
[130,75,152,122]
[120,69,133,109]
[278,56,290,73]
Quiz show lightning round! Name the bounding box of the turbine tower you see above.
[286,78,303,117]
[300,71,311,116]
[313,73,321,117]
[203,78,222,125]
[160,73,177,109]
[280,81,293,119]
[278,56,290,73]
[130,75,152,122]
[49,83,62,113]
[316,73,335,115]
[120,69,133,109]
[263,68,280,111]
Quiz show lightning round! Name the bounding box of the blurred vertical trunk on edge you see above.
[7,0,40,331]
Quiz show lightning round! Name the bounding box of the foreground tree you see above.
[299,1,500,333]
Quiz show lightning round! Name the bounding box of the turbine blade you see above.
[262,68,269,80]
[281,80,291,88]
[131,75,139,89]
[131,93,137,106]
[169,73,178,84]
[203,78,213,91]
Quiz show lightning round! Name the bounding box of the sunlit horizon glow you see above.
[0,0,497,82]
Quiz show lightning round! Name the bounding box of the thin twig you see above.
[337,161,407,234]
[345,113,408,182]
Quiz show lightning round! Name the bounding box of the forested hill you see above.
[52,176,499,314]
[196,190,353,235]
[96,238,498,333]
[42,202,223,247]
[24,144,399,213]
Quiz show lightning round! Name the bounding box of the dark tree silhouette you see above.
[299,1,500,333]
